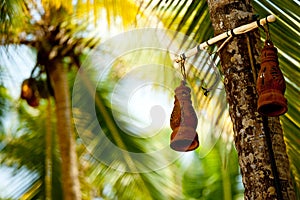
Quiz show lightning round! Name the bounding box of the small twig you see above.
[246,33,257,83]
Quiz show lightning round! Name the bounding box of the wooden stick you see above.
[179,15,276,60]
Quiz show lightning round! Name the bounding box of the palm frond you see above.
[0,101,63,199]
[0,82,10,132]
[72,65,182,199]
[182,142,242,199]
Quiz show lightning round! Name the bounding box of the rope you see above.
[262,116,283,200]
[178,55,187,81]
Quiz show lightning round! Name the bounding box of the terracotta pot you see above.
[21,79,34,100]
[21,78,40,107]
[170,81,199,151]
[256,41,287,117]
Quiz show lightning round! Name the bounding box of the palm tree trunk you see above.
[207,1,295,199]
[48,60,81,200]
[45,98,52,200]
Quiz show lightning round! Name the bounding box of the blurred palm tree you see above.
[0,0,151,199]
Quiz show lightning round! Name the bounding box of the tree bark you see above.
[45,98,52,200]
[48,60,81,200]
[207,0,295,199]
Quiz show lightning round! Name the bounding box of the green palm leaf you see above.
[72,63,181,199]
[0,101,63,199]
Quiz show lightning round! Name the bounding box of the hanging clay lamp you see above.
[21,78,40,107]
[256,41,287,117]
[170,80,199,151]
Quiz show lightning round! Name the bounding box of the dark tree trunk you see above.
[48,60,81,200]
[207,0,295,199]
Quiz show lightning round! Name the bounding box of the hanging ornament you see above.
[170,58,199,152]
[21,78,40,107]
[21,79,33,100]
[256,40,287,117]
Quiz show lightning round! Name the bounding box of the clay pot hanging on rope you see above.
[256,41,287,117]
[21,78,40,107]
[170,80,199,152]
